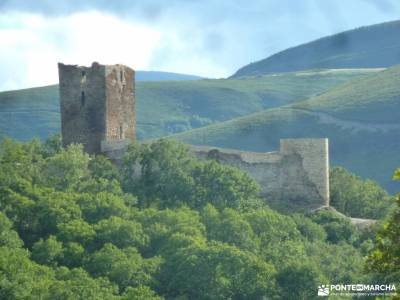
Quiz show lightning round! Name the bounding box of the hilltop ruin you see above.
[58,62,330,210]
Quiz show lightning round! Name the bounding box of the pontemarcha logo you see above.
[318,285,330,296]
[317,283,396,297]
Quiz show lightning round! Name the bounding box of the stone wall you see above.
[101,138,330,211]
[58,62,106,154]
[105,65,136,141]
[58,62,135,154]
[190,139,329,211]
[280,139,329,207]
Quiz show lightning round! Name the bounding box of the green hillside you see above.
[0,69,372,141]
[172,66,400,194]
[293,66,400,122]
[135,70,202,81]
[233,20,400,77]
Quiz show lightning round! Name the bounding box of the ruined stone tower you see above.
[58,62,135,154]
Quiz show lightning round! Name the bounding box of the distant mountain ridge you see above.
[232,20,400,77]
[136,71,202,81]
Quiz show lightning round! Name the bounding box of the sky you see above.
[0,0,400,91]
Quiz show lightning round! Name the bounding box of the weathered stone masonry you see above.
[59,62,330,210]
[58,62,135,154]
[189,139,329,210]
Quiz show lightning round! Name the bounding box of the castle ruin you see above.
[58,62,330,211]
[58,62,135,154]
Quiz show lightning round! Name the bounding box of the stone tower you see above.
[58,62,135,154]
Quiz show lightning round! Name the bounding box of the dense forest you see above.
[0,136,398,299]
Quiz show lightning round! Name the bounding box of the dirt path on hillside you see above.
[286,108,400,133]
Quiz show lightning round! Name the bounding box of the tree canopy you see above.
[0,136,396,299]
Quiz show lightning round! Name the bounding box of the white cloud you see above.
[1,1,400,91]
[0,11,161,90]
[147,27,229,78]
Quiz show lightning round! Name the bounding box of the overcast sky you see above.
[0,0,400,91]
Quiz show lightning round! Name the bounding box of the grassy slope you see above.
[172,67,400,193]
[0,69,372,141]
[293,66,400,122]
[233,20,400,77]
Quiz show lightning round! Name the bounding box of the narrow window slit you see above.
[81,91,85,107]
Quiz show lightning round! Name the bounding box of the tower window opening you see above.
[120,70,123,82]
[81,91,85,107]
[81,70,86,77]
[119,125,123,139]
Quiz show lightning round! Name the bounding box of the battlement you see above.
[58,62,135,154]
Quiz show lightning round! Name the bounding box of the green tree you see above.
[244,208,302,247]
[192,160,262,210]
[276,262,326,300]
[121,285,163,300]
[243,209,305,268]
[77,192,130,224]
[42,144,90,191]
[202,205,259,252]
[0,212,24,248]
[306,241,367,284]
[77,178,123,195]
[366,169,400,283]
[57,219,96,246]
[292,214,327,242]
[41,134,62,158]
[28,191,82,240]
[0,247,54,299]
[60,242,86,268]
[310,209,359,244]
[121,140,263,210]
[94,216,148,250]
[86,243,161,291]
[262,240,308,271]
[136,207,206,256]
[31,235,64,266]
[50,267,120,300]
[0,138,44,188]
[122,140,196,208]
[89,155,120,181]
[159,241,276,299]
[330,166,393,219]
